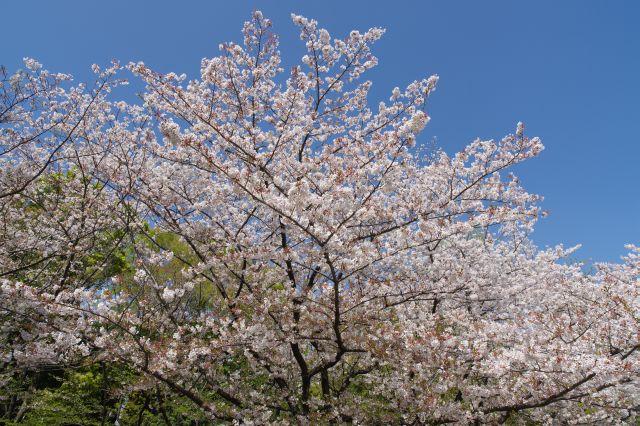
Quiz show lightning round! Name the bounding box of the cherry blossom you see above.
[0,11,638,424]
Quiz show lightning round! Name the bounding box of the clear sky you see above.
[3,1,639,263]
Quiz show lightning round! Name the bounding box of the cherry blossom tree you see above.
[1,11,638,424]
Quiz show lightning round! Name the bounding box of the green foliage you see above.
[2,363,212,425]
[21,368,105,426]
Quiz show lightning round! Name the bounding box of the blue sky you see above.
[3,1,639,263]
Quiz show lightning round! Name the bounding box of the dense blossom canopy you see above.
[0,11,638,424]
